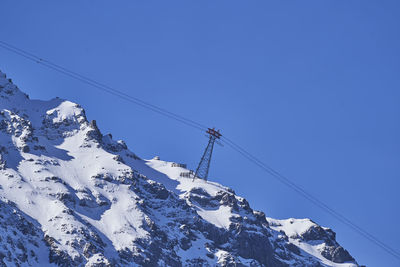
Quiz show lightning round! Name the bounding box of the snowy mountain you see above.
[0,70,359,266]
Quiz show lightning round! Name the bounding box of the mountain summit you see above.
[0,71,358,266]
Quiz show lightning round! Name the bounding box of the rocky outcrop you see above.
[0,199,49,266]
[321,245,354,263]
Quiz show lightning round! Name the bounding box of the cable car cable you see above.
[0,40,208,132]
[221,136,400,260]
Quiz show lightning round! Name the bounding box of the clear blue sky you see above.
[1,1,399,266]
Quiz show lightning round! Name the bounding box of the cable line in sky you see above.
[0,40,208,132]
[221,136,400,260]
[0,40,399,261]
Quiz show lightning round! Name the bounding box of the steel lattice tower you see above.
[193,128,222,181]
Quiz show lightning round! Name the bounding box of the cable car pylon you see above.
[193,128,222,181]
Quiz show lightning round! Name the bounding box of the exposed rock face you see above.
[0,199,48,266]
[321,246,354,263]
[0,71,359,266]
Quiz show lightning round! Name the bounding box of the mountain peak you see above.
[0,70,358,266]
[0,70,29,102]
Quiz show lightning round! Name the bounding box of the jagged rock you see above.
[0,200,46,266]
[86,120,102,142]
[0,155,6,170]
[321,245,355,263]
[302,224,335,244]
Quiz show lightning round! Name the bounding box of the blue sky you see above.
[1,1,399,266]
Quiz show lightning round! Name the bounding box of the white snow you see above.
[197,205,233,229]
[145,158,231,197]
[268,218,317,238]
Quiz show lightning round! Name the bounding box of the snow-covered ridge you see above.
[0,70,358,266]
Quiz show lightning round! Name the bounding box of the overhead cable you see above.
[0,40,208,132]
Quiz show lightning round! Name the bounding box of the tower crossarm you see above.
[206,128,222,139]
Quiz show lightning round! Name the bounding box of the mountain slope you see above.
[0,70,358,266]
